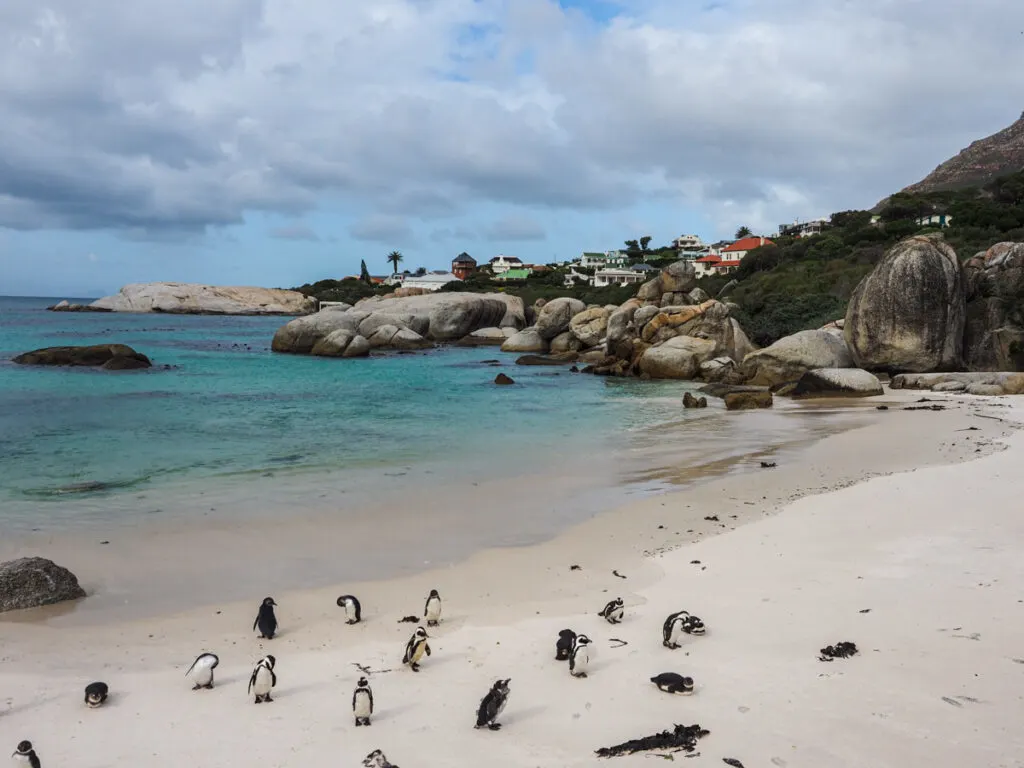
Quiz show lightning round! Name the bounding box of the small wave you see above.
[20,475,153,498]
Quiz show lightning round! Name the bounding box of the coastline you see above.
[2,391,1022,767]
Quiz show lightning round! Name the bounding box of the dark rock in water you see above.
[12,344,152,370]
[682,392,700,408]
[819,641,858,661]
[0,557,87,613]
[47,301,112,312]
[595,723,710,757]
[724,390,773,410]
[494,373,515,385]
[515,354,571,366]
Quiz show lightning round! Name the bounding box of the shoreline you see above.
[1,392,1021,766]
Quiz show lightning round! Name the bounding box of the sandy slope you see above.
[2,396,1024,767]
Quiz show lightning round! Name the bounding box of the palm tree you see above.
[735,226,752,239]
[387,250,403,275]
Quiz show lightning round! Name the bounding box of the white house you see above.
[564,268,591,287]
[488,255,524,274]
[593,268,645,287]
[718,236,774,261]
[401,273,461,292]
[673,234,705,252]
[915,213,953,228]
[778,218,829,238]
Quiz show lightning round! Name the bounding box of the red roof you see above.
[722,236,773,253]
[716,259,741,268]
[695,255,721,263]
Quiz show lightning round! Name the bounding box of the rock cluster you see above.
[890,371,1024,396]
[0,557,86,613]
[963,242,1024,371]
[12,344,152,370]
[87,282,317,315]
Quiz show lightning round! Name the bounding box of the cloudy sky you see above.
[2,0,1023,297]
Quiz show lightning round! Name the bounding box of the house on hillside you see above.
[693,254,741,277]
[719,236,774,261]
[673,234,706,252]
[492,268,532,282]
[915,213,953,228]
[593,268,646,287]
[778,218,829,238]
[402,273,461,292]
[489,255,524,275]
[579,252,608,268]
[451,253,477,279]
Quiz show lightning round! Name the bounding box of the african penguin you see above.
[423,589,442,627]
[475,678,511,730]
[352,677,374,726]
[84,681,108,708]
[598,597,624,624]
[184,652,220,690]
[248,655,277,703]
[253,597,278,639]
[650,672,695,695]
[663,610,705,649]
[555,629,577,661]
[682,613,706,635]
[569,634,593,678]
[362,750,399,768]
[337,594,362,625]
[11,741,40,768]
[402,626,431,672]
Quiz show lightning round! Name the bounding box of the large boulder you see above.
[342,335,371,358]
[272,308,366,354]
[501,328,548,353]
[390,329,431,350]
[963,242,1024,371]
[791,368,884,398]
[606,301,641,360]
[458,328,507,346]
[91,282,316,315]
[637,336,717,379]
[550,332,583,354]
[311,329,357,357]
[724,391,773,410]
[0,557,86,612]
[535,298,587,340]
[660,260,698,293]
[640,301,717,343]
[844,235,966,373]
[12,344,152,370]
[367,324,401,349]
[741,330,853,387]
[569,307,610,347]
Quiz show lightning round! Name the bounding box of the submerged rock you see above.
[12,344,152,370]
[0,557,86,613]
[494,373,515,385]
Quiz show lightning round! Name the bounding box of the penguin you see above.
[568,634,593,678]
[402,626,431,672]
[682,613,706,636]
[352,677,374,726]
[248,655,277,703]
[650,672,695,695]
[475,678,511,730]
[11,741,40,768]
[184,652,220,690]
[84,681,108,707]
[362,750,399,768]
[598,597,624,624]
[253,597,278,639]
[423,589,442,627]
[555,629,577,661]
[663,611,703,649]
[337,595,362,625]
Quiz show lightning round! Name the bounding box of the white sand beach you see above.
[2,392,1023,767]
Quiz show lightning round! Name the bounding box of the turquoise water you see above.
[0,296,709,530]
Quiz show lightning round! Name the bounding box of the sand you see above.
[2,392,1024,767]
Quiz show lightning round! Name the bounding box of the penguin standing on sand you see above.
[248,655,277,703]
[184,652,220,690]
[663,611,704,649]
[402,627,431,672]
[475,679,511,730]
[337,595,362,625]
[650,672,695,695]
[11,742,40,768]
[84,682,108,707]
[352,677,374,726]
[423,589,442,627]
[555,629,577,661]
[569,634,593,678]
[598,597,624,624]
[253,597,278,639]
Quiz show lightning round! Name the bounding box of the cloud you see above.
[0,0,1022,241]
[485,214,546,241]
[269,223,320,241]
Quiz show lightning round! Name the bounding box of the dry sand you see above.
[2,392,1023,767]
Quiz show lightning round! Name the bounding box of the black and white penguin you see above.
[402,626,431,672]
[569,634,593,678]
[362,750,399,768]
[253,597,278,639]
[337,595,362,625]
[11,741,40,768]
[84,681,108,707]
[682,614,706,636]
[248,655,277,703]
[184,652,220,690]
[475,678,511,730]
[650,672,695,695]
[555,629,577,661]
[423,589,442,627]
[352,677,374,726]
[662,610,704,649]
[598,597,624,624]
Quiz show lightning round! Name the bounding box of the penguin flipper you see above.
[425,643,431,656]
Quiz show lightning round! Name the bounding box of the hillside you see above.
[899,111,1024,196]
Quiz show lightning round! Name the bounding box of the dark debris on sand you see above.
[595,724,710,758]
[723,760,746,768]
[819,641,858,661]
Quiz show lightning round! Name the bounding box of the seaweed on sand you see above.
[595,724,710,758]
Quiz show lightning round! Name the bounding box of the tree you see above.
[735,226,752,239]
[624,239,641,253]
[414,267,426,276]
[359,259,372,285]
[639,235,652,252]
[387,250,403,274]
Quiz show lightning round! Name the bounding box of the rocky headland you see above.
[55,282,317,315]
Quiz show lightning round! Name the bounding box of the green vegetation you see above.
[359,260,371,285]
[292,278,388,305]
[386,250,403,274]
[717,170,1024,347]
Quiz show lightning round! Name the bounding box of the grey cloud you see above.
[485,215,546,241]
[269,224,320,241]
[431,225,479,243]
[349,214,414,244]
